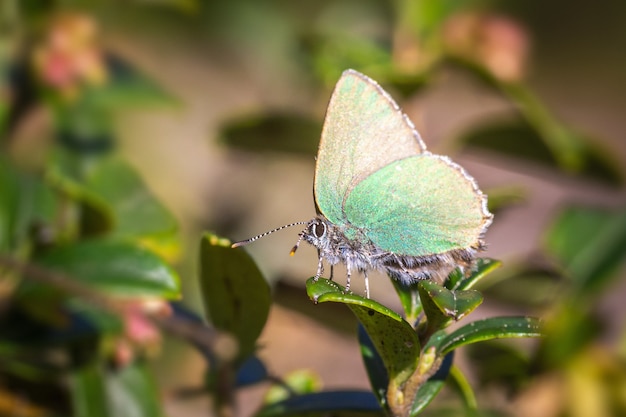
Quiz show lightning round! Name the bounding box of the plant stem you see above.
[387,351,443,417]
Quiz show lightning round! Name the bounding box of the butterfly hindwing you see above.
[344,155,491,256]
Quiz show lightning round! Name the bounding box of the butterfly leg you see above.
[345,264,352,293]
[364,271,370,298]
[329,265,334,281]
[394,254,411,274]
[314,251,324,280]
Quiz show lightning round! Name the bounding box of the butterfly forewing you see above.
[314,70,426,226]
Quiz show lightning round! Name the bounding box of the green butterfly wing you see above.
[314,70,426,226]
[314,69,491,256]
[344,155,491,256]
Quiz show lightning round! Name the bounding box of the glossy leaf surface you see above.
[438,317,543,355]
[418,281,482,333]
[200,233,271,362]
[35,238,180,298]
[445,258,502,291]
[544,205,626,295]
[307,277,420,386]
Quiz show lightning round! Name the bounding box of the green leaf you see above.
[385,72,431,99]
[51,92,115,155]
[71,360,165,417]
[312,36,393,89]
[0,158,58,251]
[391,279,422,326]
[45,151,114,236]
[257,391,383,417]
[100,54,178,109]
[458,119,552,163]
[106,361,165,417]
[200,233,271,362]
[85,156,180,260]
[502,82,621,181]
[33,238,181,299]
[68,301,125,336]
[544,205,626,295]
[219,113,320,155]
[446,258,502,291]
[485,185,527,213]
[306,278,404,320]
[0,342,60,381]
[45,153,180,260]
[409,378,446,416]
[358,324,388,406]
[464,341,535,392]
[480,262,563,309]
[306,278,420,387]
[358,324,455,416]
[418,281,483,334]
[447,365,478,412]
[0,157,20,251]
[401,0,464,40]
[449,62,623,186]
[71,362,109,417]
[545,206,606,264]
[537,301,601,368]
[457,118,623,187]
[438,317,543,355]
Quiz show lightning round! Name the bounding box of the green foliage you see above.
[544,206,626,294]
[307,277,421,394]
[436,317,542,355]
[71,360,164,417]
[305,264,542,416]
[473,203,626,415]
[219,113,321,155]
[457,118,623,187]
[200,233,271,363]
[0,6,183,415]
[33,238,180,298]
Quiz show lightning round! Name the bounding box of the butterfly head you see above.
[292,216,358,270]
[301,217,329,247]
[290,217,327,256]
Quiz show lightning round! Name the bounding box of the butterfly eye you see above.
[312,221,326,238]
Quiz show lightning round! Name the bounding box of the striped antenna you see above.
[231,221,309,248]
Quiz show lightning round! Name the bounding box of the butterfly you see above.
[233,69,493,298]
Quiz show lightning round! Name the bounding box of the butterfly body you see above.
[301,216,479,287]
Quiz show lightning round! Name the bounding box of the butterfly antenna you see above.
[231,221,308,248]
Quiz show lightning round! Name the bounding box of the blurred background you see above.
[1,0,625,416]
